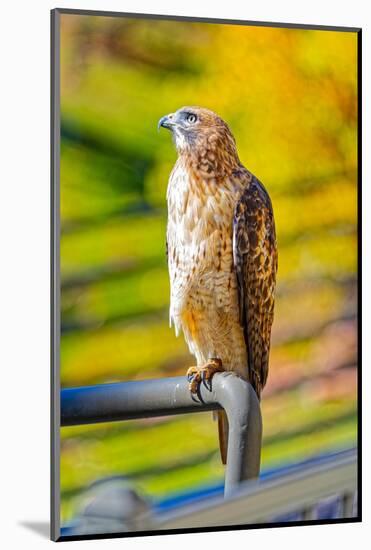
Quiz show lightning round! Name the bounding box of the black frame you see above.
[51,8,362,542]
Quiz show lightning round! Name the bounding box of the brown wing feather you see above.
[233,172,277,399]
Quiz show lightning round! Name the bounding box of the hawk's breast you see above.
[166,161,241,345]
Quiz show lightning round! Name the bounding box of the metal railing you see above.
[61,372,262,497]
[156,448,358,529]
[60,448,358,537]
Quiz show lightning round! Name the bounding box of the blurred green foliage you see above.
[59,14,358,523]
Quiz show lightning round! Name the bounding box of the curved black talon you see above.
[201,370,211,390]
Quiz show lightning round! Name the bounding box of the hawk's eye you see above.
[186,113,197,124]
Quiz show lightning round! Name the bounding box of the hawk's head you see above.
[158,107,240,174]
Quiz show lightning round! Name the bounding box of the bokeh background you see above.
[59,14,358,524]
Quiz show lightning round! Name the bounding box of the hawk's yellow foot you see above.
[186,358,224,393]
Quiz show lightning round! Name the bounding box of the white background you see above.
[0,0,368,547]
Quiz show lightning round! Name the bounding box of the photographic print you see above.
[51,9,360,541]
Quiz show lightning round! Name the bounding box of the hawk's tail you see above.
[216,410,229,465]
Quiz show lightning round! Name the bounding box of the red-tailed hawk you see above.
[159,107,277,463]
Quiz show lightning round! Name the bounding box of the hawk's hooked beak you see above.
[158,113,175,131]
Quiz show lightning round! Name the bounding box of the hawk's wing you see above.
[233,173,277,399]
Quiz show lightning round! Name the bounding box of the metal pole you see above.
[216,375,262,495]
[340,492,355,518]
[61,372,262,496]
